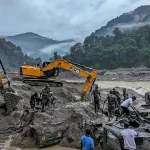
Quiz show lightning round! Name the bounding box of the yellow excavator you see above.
[20,59,97,99]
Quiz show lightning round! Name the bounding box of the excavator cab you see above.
[20,64,62,87]
[103,124,150,150]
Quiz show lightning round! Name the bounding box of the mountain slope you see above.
[5,32,75,60]
[0,38,41,69]
[64,5,150,69]
[94,5,150,37]
[64,25,150,69]
[6,32,58,52]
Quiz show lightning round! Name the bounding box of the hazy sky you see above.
[0,0,150,40]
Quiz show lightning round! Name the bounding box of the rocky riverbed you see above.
[0,77,147,150]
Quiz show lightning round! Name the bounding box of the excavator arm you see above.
[20,59,97,99]
[42,59,97,98]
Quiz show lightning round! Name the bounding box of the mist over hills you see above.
[64,5,150,69]
[0,38,41,69]
[3,5,150,69]
[5,32,78,60]
[94,5,150,37]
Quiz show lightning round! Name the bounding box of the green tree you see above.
[64,25,150,69]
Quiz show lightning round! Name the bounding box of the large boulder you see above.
[11,101,106,149]
[4,92,22,114]
[9,83,145,149]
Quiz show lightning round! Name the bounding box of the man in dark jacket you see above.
[92,85,101,114]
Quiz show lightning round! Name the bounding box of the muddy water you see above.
[96,81,150,95]
[67,80,150,95]
[4,136,78,150]
[24,146,78,150]
[4,147,78,150]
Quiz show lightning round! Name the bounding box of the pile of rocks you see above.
[0,79,145,150]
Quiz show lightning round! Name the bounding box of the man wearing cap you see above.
[121,96,136,116]
[112,88,121,106]
[92,85,101,114]
[121,121,137,150]
[106,90,116,121]
[123,88,129,101]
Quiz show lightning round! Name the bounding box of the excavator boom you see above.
[20,59,97,99]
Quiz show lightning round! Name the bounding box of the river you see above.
[67,80,150,95]
[96,81,150,95]
[4,135,78,150]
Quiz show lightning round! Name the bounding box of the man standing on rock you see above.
[49,92,57,108]
[112,88,120,96]
[30,92,38,110]
[112,88,121,106]
[106,90,116,121]
[92,85,101,114]
[123,88,129,101]
[41,89,50,112]
[80,129,95,150]
[43,85,50,93]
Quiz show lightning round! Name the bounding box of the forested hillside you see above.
[94,5,150,36]
[0,38,41,69]
[64,25,150,69]
[5,32,75,60]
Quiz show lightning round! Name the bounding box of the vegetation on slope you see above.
[0,38,41,69]
[64,25,150,69]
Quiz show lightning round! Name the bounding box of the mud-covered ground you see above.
[0,68,149,149]
[0,75,146,150]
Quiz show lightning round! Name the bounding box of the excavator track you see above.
[22,77,63,87]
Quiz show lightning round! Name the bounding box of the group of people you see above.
[92,85,123,115]
[92,85,136,119]
[80,121,137,150]
[30,85,57,112]
[81,86,137,150]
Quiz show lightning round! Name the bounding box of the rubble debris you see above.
[0,77,150,150]
[4,92,22,114]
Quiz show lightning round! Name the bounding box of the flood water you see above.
[4,136,78,150]
[24,146,78,150]
[96,81,150,95]
[4,147,78,150]
[67,80,150,95]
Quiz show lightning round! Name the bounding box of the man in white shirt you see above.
[121,122,137,150]
[121,96,136,116]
